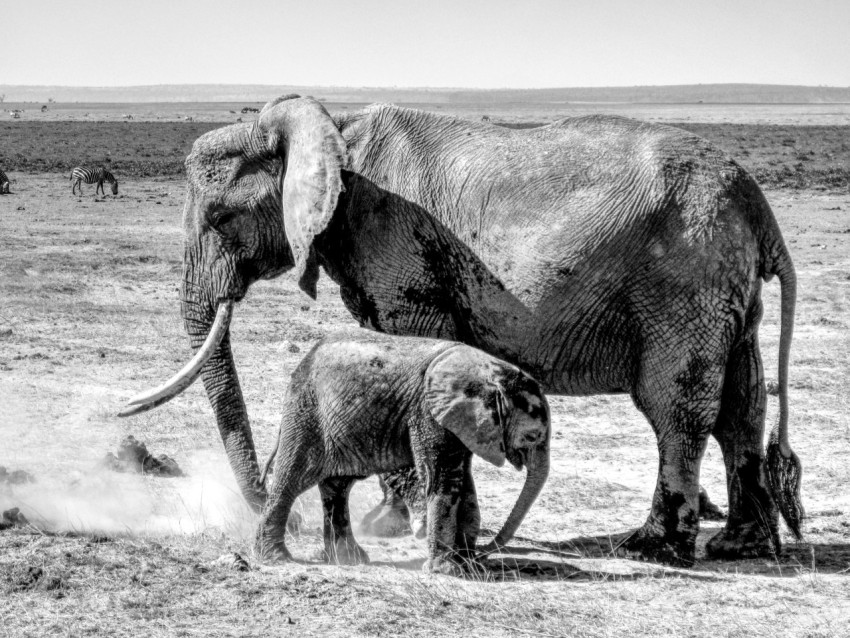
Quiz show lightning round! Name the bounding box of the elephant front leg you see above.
[453,455,481,560]
[707,334,780,559]
[422,449,468,576]
[319,476,370,565]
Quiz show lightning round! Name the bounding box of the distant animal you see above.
[481,115,491,123]
[184,116,194,122]
[122,114,134,120]
[70,167,118,196]
[241,107,260,114]
[0,168,10,194]
[255,330,550,573]
[41,105,48,113]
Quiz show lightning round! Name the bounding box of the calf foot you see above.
[705,521,778,560]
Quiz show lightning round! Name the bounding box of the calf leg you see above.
[453,455,481,560]
[423,444,468,575]
[255,420,319,562]
[319,476,370,565]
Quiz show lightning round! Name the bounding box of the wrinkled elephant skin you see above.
[125,96,801,566]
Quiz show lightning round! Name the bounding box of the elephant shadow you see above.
[495,528,850,579]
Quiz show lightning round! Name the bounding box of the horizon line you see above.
[3,82,850,91]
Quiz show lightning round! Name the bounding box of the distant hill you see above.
[2,83,850,104]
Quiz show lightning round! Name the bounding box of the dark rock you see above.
[142,453,184,477]
[102,436,184,477]
[1,508,30,530]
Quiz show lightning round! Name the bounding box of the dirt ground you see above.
[2,119,850,635]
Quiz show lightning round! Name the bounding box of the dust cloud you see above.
[0,449,260,538]
[0,391,385,540]
[0,392,263,538]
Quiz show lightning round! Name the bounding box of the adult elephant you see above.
[121,95,802,566]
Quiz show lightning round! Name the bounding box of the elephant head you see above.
[424,347,550,549]
[119,95,348,511]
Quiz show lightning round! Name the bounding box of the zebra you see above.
[0,168,10,194]
[70,167,118,196]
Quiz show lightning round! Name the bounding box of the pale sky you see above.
[2,0,848,88]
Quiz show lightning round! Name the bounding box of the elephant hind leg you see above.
[255,480,309,563]
[706,331,780,559]
[620,338,728,566]
[254,438,320,562]
[319,476,370,565]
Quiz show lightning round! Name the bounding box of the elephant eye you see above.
[523,431,541,444]
[212,210,238,228]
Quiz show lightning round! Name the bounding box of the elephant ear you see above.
[258,95,348,298]
[424,347,507,467]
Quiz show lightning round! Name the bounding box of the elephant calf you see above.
[255,330,551,574]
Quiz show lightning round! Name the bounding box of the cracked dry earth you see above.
[1,177,850,637]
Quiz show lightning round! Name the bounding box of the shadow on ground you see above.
[484,529,850,580]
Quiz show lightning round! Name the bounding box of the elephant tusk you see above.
[117,300,234,417]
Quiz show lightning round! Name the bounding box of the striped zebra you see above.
[70,167,118,196]
[0,168,9,194]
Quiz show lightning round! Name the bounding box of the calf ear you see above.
[424,347,507,467]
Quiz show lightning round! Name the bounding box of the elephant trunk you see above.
[485,444,549,550]
[182,293,267,513]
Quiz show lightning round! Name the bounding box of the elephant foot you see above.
[360,503,411,537]
[255,541,293,564]
[614,524,696,567]
[699,487,726,521]
[321,538,370,566]
[705,521,777,560]
[423,556,465,577]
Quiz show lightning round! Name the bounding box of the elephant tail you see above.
[259,446,277,489]
[761,208,804,540]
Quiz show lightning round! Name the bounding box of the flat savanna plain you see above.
[1,106,850,637]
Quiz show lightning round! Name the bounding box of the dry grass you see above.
[2,164,850,635]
